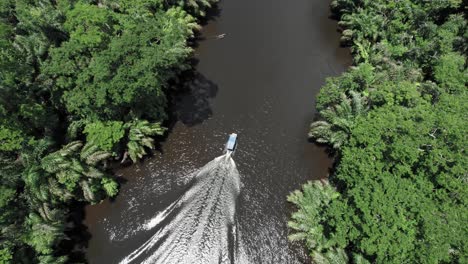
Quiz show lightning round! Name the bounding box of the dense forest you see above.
[289,0,467,263]
[0,0,217,262]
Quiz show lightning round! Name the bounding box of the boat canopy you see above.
[226,133,237,151]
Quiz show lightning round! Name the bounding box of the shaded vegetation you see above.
[292,0,467,263]
[0,0,217,262]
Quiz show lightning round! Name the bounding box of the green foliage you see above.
[0,125,25,152]
[0,0,214,261]
[101,177,119,197]
[37,255,67,264]
[0,248,13,264]
[299,96,468,263]
[288,180,370,263]
[24,213,65,255]
[312,248,349,264]
[0,183,16,226]
[45,3,194,121]
[326,98,468,263]
[309,91,367,149]
[433,52,467,94]
[64,3,117,48]
[316,63,375,111]
[84,121,125,151]
[125,120,166,162]
[293,0,468,263]
[288,180,340,252]
[369,80,425,108]
[40,141,113,201]
[0,186,15,208]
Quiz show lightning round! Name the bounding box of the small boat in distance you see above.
[225,133,237,153]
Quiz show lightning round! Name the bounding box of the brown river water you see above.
[85,0,350,263]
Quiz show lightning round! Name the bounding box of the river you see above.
[84,0,350,263]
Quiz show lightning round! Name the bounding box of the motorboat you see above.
[225,133,237,153]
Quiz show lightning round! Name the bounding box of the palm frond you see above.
[349,91,367,115]
[312,248,348,264]
[80,180,96,202]
[85,151,111,166]
[59,141,83,156]
[140,137,155,148]
[41,154,69,173]
[48,178,73,202]
[83,167,105,178]
[80,143,100,160]
[309,92,368,149]
[67,120,86,140]
[353,253,371,264]
[288,181,340,252]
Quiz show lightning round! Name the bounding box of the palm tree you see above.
[124,120,166,163]
[23,166,76,207]
[80,142,112,166]
[23,138,117,209]
[288,180,352,264]
[66,120,86,140]
[184,0,219,17]
[0,153,23,186]
[37,254,68,264]
[353,254,371,264]
[24,212,66,255]
[312,248,349,264]
[309,91,367,150]
[338,9,383,44]
[288,180,339,251]
[13,33,49,69]
[40,141,113,203]
[80,179,96,202]
[36,201,62,223]
[330,0,358,16]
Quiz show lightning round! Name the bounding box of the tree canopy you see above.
[0,0,216,262]
[292,0,467,263]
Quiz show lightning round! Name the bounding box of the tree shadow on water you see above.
[164,4,221,128]
[169,68,218,127]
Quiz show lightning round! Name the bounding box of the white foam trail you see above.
[142,200,178,231]
[120,154,241,264]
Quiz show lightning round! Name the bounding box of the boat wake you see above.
[119,153,242,264]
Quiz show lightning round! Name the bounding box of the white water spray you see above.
[119,153,241,264]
